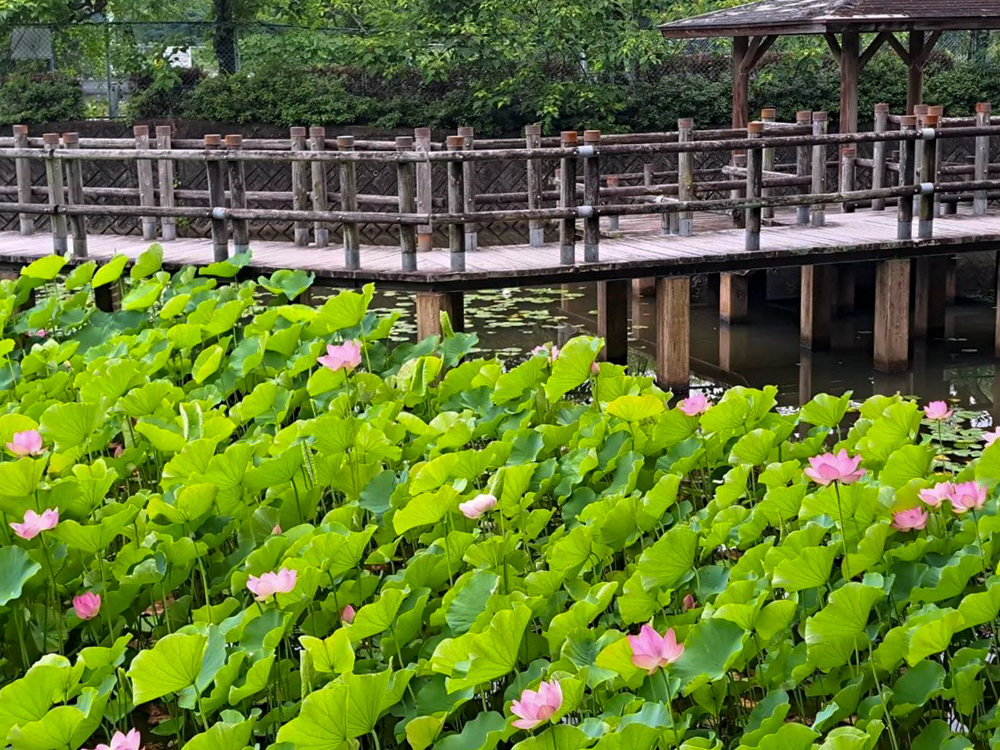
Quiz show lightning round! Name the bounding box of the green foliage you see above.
[0,74,85,125]
[3,253,1000,750]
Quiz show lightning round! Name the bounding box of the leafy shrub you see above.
[2,250,1000,750]
[0,73,85,124]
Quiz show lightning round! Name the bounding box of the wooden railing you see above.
[2,104,1000,271]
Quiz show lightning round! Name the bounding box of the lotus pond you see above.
[6,249,1000,750]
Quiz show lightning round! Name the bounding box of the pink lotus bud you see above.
[73,592,102,620]
[628,624,685,674]
[919,482,952,507]
[682,594,696,611]
[93,728,142,750]
[985,429,1000,447]
[804,450,865,486]
[510,679,563,730]
[246,568,297,601]
[6,429,43,456]
[458,493,497,520]
[591,361,600,376]
[318,340,362,373]
[272,525,282,535]
[678,393,710,416]
[891,507,928,531]
[923,401,953,420]
[10,508,59,540]
[341,604,356,624]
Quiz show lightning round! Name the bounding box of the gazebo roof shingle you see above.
[660,0,1000,37]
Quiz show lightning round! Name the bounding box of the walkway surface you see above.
[1,208,999,290]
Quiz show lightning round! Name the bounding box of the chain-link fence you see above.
[0,21,996,124]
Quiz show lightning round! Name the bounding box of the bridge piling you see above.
[800,265,833,350]
[597,280,629,365]
[416,292,464,341]
[655,276,690,391]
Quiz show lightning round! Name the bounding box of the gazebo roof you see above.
[659,0,1000,38]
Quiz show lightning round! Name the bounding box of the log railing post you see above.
[897,115,917,240]
[606,176,620,232]
[458,126,477,252]
[42,132,68,256]
[62,132,88,259]
[310,126,330,248]
[919,113,938,239]
[559,131,578,265]
[730,153,746,228]
[414,128,434,251]
[745,121,763,252]
[338,135,361,269]
[872,103,889,211]
[134,125,156,240]
[811,112,828,227]
[678,118,694,236]
[795,110,812,225]
[760,108,775,220]
[290,127,310,246]
[155,126,177,241]
[396,136,418,272]
[928,105,949,216]
[446,135,466,272]
[582,129,601,262]
[975,102,991,216]
[525,124,545,247]
[840,146,857,214]
[204,134,228,261]
[912,104,929,215]
[13,125,34,236]
[225,134,249,255]
[643,163,667,236]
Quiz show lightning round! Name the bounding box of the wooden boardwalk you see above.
[1,209,999,290]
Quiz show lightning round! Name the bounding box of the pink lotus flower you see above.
[459,493,497,520]
[924,401,953,420]
[31,329,46,338]
[591,362,600,376]
[919,483,952,507]
[678,393,710,417]
[10,508,59,540]
[73,592,101,620]
[341,604,356,624]
[892,507,928,531]
[628,624,685,674]
[510,679,563,730]
[246,568,297,601]
[318,341,362,373]
[949,481,987,514]
[985,429,1000,447]
[530,345,559,362]
[109,442,124,459]
[6,429,43,456]
[93,729,142,750]
[804,450,865,486]
[682,594,697,611]
[272,525,282,535]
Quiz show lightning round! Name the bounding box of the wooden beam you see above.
[742,34,778,74]
[839,31,861,134]
[824,33,842,64]
[656,277,690,391]
[732,36,750,131]
[598,280,630,365]
[885,32,911,64]
[906,31,925,114]
[859,31,891,69]
[916,31,943,66]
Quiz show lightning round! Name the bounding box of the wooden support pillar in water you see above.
[800,265,833,351]
[720,273,749,324]
[416,292,464,341]
[836,265,856,316]
[913,258,947,339]
[874,259,910,373]
[655,276,690,391]
[597,280,629,365]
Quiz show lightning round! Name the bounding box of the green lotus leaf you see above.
[127,632,208,704]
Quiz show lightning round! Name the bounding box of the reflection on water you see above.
[373,284,1000,413]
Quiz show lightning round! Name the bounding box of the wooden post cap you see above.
[923,113,940,127]
[224,134,242,148]
[337,135,355,149]
[841,145,856,156]
[133,124,149,136]
[796,110,812,123]
[155,125,172,136]
[900,115,918,128]
[914,104,930,115]
[607,176,619,185]
[583,130,601,143]
[309,126,326,137]
[457,126,474,137]
[204,134,222,147]
[678,118,694,129]
[761,107,776,119]
[446,135,464,149]
[748,121,765,134]
[62,132,79,144]
[12,124,28,135]
[733,154,747,166]
[42,132,60,145]
[395,136,413,149]
[414,127,431,138]
[978,102,993,114]
[812,112,828,122]
[928,105,944,117]
[560,131,578,145]
[524,124,541,136]
[289,127,307,138]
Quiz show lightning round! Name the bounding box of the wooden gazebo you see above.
[660,0,1000,133]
